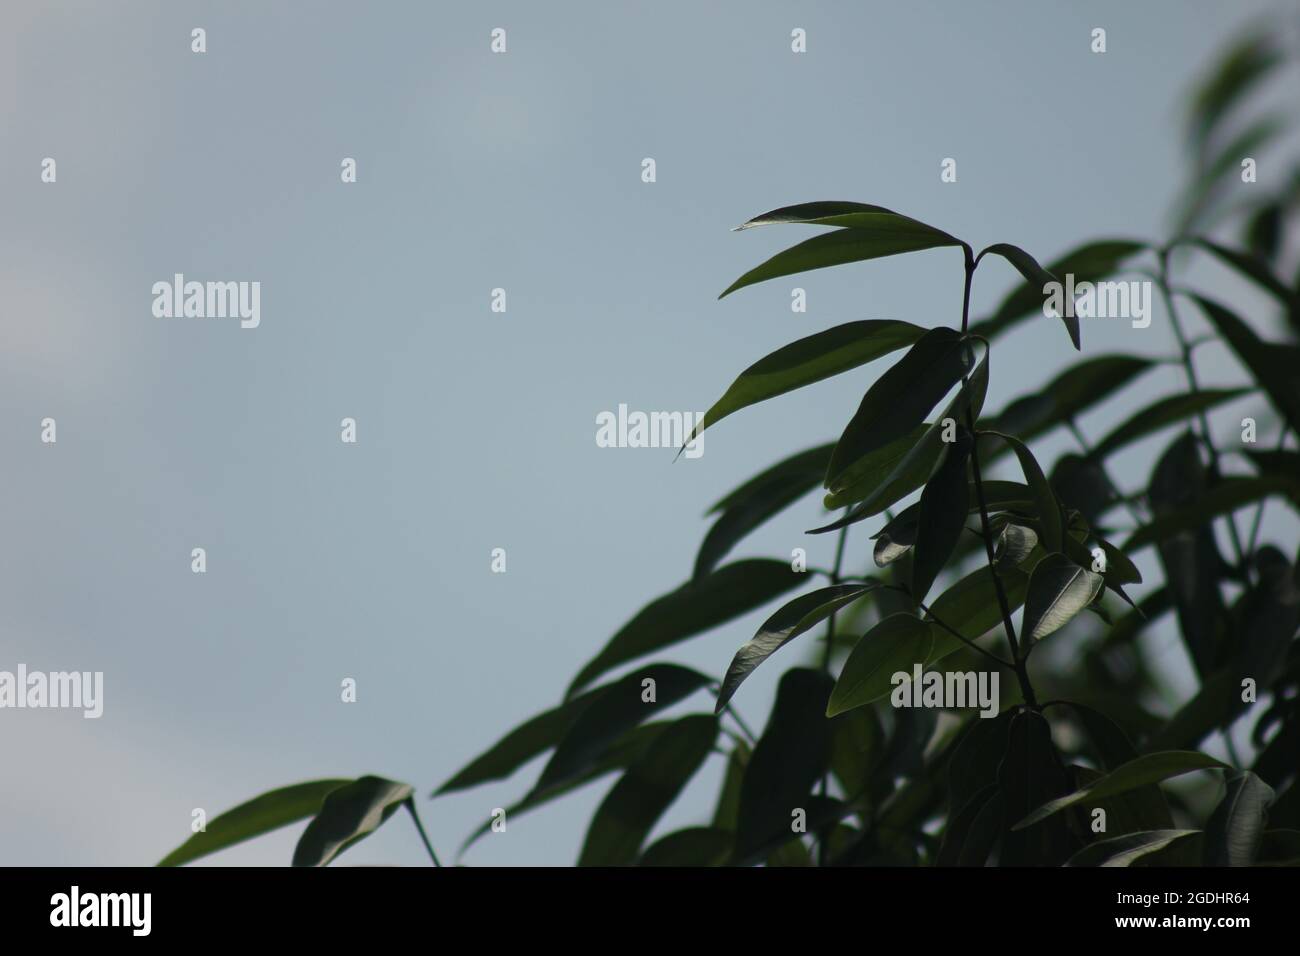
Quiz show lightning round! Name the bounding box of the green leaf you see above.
[970,241,1146,341]
[1175,117,1284,231]
[721,205,962,297]
[1066,829,1201,867]
[1124,475,1300,551]
[1187,292,1300,435]
[639,826,733,867]
[712,741,750,831]
[687,321,924,445]
[821,426,931,512]
[578,714,718,866]
[1090,388,1252,460]
[998,711,1076,865]
[925,564,1031,665]
[947,712,1015,818]
[1180,239,1300,312]
[986,431,1062,553]
[695,444,833,579]
[825,328,973,489]
[1013,752,1228,831]
[715,583,877,712]
[827,613,933,716]
[980,242,1080,350]
[1204,771,1275,866]
[1187,31,1282,150]
[911,427,973,602]
[567,559,804,695]
[542,664,711,792]
[1022,552,1105,642]
[157,779,351,867]
[291,776,414,868]
[815,345,989,531]
[733,669,836,862]
[994,522,1039,569]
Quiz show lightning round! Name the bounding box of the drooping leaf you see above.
[158,779,351,867]
[1180,239,1300,313]
[567,559,804,695]
[694,443,834,579]
[987,431,1062,553]
[998,711,1076,866]
[814,346,988,531]
[1065,829,1201,867]
[980,242,1080,349]
[715,583,877,712]
[1204,771,1275,866]
[825,328,973,489]
[911,427,973,602]
[733,669,836,862]
[1186,31,1282,150]
[291,776,414,868]
[721,205,962,298]
[1125,475,1300,551]
[1013,752,1228,831]
[1187,292,1300,434]
[994,522,1039,569]
[1090,388,1252,460]
[638,826,733,867]
[578,714,718,866]
[970,241,1146,341]
[1053,701,1173,830]
[542,664,711,792]
[827,613,933,716]
[1023,552,1105,642]
[686,321,924,444]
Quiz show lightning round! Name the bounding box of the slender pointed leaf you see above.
[827,613,933,716]
[291,776,414,868]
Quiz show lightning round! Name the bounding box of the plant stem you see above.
[404,799,441,867]
[960,247,1039,709]
[1157,250,1247,568]
[821,513,851,670]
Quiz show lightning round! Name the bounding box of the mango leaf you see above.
[827,613,933,716]
[712,741,750,831]
[814,345,988,531]
[567,559,804,695]
[825,328,972,488]
[686,321,924,444]
[1023,552,1105,642]
[1065,829,1201,867]
[1204,771,1275,866]
[1125,475,1300,550]
[925,564,1032,666]
[158,779,351,867]
[639,826,733,867]
[1187,31,1282,150]
[694,443,834,579]
[715,583,877,712]
[1187,293,1300,434]
[994,522,1039,569]
[1175,117,1283,231]
[1180,238,1300,312]
[733,669,836,862]
[822,426,931,511]
[947,711,1015,819]
[292,776,414,868]
[1090,388,1251,460]
[1013,752,1228,831]
[542,664,711,792]
[980,242,1079,350]
[721,204,962,298]
[578,714,718,866]
[911,427,973,601]
[970,241,1146,341]
[999,711,1076,865]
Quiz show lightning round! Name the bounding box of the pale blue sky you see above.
[1,0,1295,865]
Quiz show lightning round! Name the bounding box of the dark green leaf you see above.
[925,564,1031,666]
[1091,388,1251,460]
[1125,475,1300,550]
[981,242,1080,350]
[712,741,750,831]
[1066,829,1200,867]
[1013,752,1228,831]
[911,427,973,602]
[827,613,933,715]
[998,711,1076,865]
[987,431,1062,553]
[994,522,1039,569]
[1204,771,1275,866]
[687,321,924,444]
[567,559,804,695]
[291,776,414,868]
[543,664,711,792]
[158,779,351,867]
[734,201,961,236]
[638,826,733,866]
[578,714,718,866]
[715,583,877,712]
[1181,239,1300,312]
[1187,31,1282,150]
[1023,552,1105,642]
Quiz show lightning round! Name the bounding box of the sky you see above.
[1,0,1297,866]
